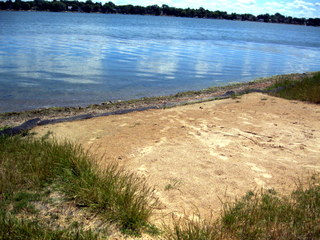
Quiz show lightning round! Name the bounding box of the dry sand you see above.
[33,92,320,225]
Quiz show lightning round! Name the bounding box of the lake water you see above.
[1,11,320,113]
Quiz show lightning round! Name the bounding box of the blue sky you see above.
[109,0,320,18]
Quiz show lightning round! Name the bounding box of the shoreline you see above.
[0,71,318,127]
[1,9,319,27]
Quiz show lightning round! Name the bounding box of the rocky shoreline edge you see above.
[0,71,318,130]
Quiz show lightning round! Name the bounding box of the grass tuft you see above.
[167,174,320,240]
[167,216,218,240]
[268,72,320,103]
[0,135,155,236]
[62,161,156,234]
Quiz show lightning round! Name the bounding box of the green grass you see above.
[10,191,42,214]
[268,72,320,103]
[167,216,218,240]
[0,211,97,240]
[0,134,156,237]
[61,161,156,234]
[166,175,320,240]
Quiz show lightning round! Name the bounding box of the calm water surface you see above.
[1,11,320,112]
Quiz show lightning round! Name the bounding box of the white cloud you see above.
[294,0,314,6]
[263,1,284,8]
[236,0,256,4]
[290,0,315,10]
[262,1,287,13]
[286,0,318,16]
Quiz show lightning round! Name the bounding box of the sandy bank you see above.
[32,92,320,224]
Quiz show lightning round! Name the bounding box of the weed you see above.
[0,126,10,131]
[165,179,182,191]
[231,94,239,99]
[166,215,218,240]
[11,192,42,214]
[62,161,156,235]
[0,212,98,240]
[166,175,320,240]
[0,135,155,235]
[144,222,162,236]
[268,72,320,103]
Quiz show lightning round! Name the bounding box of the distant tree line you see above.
[1,0,319,27]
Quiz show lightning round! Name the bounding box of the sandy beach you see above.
[32,92,320,226]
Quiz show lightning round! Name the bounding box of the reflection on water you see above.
[0,12,320,112]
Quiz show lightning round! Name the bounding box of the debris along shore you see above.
[0,71,317,129]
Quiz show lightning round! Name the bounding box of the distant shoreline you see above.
[1,71,318,127]
[1,2,319,27]
[3,10,320,30]
[2,10,319,28]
